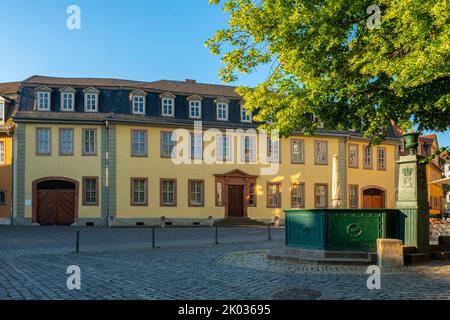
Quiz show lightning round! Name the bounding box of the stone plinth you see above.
[377,239,404,268]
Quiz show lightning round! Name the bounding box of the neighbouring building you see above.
[8,76,401,226]
[400,133,445,216]
[445,161,450,213]
[0,82,20,224]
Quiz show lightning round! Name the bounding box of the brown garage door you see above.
[36,180,76,225]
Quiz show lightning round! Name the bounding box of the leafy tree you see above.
[206,0,449,154]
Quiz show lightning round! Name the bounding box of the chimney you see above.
[185,79,196,83]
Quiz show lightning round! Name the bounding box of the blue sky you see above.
[0,0,448,147]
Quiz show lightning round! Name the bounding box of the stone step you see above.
[215,218,267,227]
[404,253,430,265]
[431,251,450,260]
[268,248,376,265]
[402,245,417,254]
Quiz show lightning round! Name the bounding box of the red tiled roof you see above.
[0,82,20,95]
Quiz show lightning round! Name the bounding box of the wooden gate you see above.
[362,188,385,209]
[34,179,77,225]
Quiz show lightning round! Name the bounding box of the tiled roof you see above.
[0,82,20,95]
[23,75,148,89]
[22,76,241,98]
[144,80,239,98]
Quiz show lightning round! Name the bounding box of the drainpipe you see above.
[9,126,14,225]
[105,120,110,227]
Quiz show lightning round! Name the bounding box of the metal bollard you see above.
[75,230,80,253]
[268,223,271,241]
[152,226,156,249]
[215,224,219,245]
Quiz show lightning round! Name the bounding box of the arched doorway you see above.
[362,187,386,209]
[32,177,78,225]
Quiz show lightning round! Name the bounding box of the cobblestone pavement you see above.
[0,226,449,300]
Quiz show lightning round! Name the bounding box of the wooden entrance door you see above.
[36,180,76,225]
[228,185,244,217]
[362,188,385,209]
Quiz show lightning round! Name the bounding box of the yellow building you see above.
[10,76,401,226]
[0,82,20,225]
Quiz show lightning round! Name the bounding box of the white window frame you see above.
[216,135,232,162]
[132,95,146,115]
[59,87,76,112]
[130,90,147,115]
[240,104,252,123]
[189,100,202,119]
[267,136,280,163]
[0,101,5,125]
[240,135,256,163]
[160,92,175,117]
[0,141,5,164]
[216,102,229,121]
[36,128,51,155]
[83,88,99,112]
[190,134,203,160]
[37,91,51,111]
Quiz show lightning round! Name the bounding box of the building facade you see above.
[445,161,450,213]
[9,76,401,226]
[0,82,20,225]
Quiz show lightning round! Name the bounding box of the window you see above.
[131,130,147,157]
[267,136,280,163]
[0,102,4,124]
[82,129,97,156]
[83,177,98,206]
[189,180,204,206]
[60,88,75,111]
[161,95,175,116]
[84,88,99,112]
[132,95,145,114]
[59,128,74,156]
[0,191,5,205]
[216,102,228,121]
[240,136,256,163]
[241,105,252,122]
[314,184,328,208]
[190,134,203,160]
[248,183,256,207]
[363,145,372,169]
[349,185,358,208]
[216,135,232,162]
[267,182,281,208]
[160,179,176,206]
[314,141,328,165]
[160,131,175,158]
[291,139,305,164]
[291,183,305,208]
[36,128,51,155]
[348,144,359,168]
[216,181,224,206]
[131,178,148,206]
[377,147,386,170]
[0,142,4,164]
[37,91,51,111]
[189,100,202,119]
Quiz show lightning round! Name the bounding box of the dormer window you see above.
[0,100,4,125]
[160,92,175,117]
[240,104,252,123]
[130,90,147,115]
[35,86,52,111]
[215,97,229,121]
[187,94,202,119]
[59,87,76,112]
[83,88,99,112]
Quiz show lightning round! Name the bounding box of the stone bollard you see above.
[208,216,214,227]
[377,239,404,268]
[160,216,166,229]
